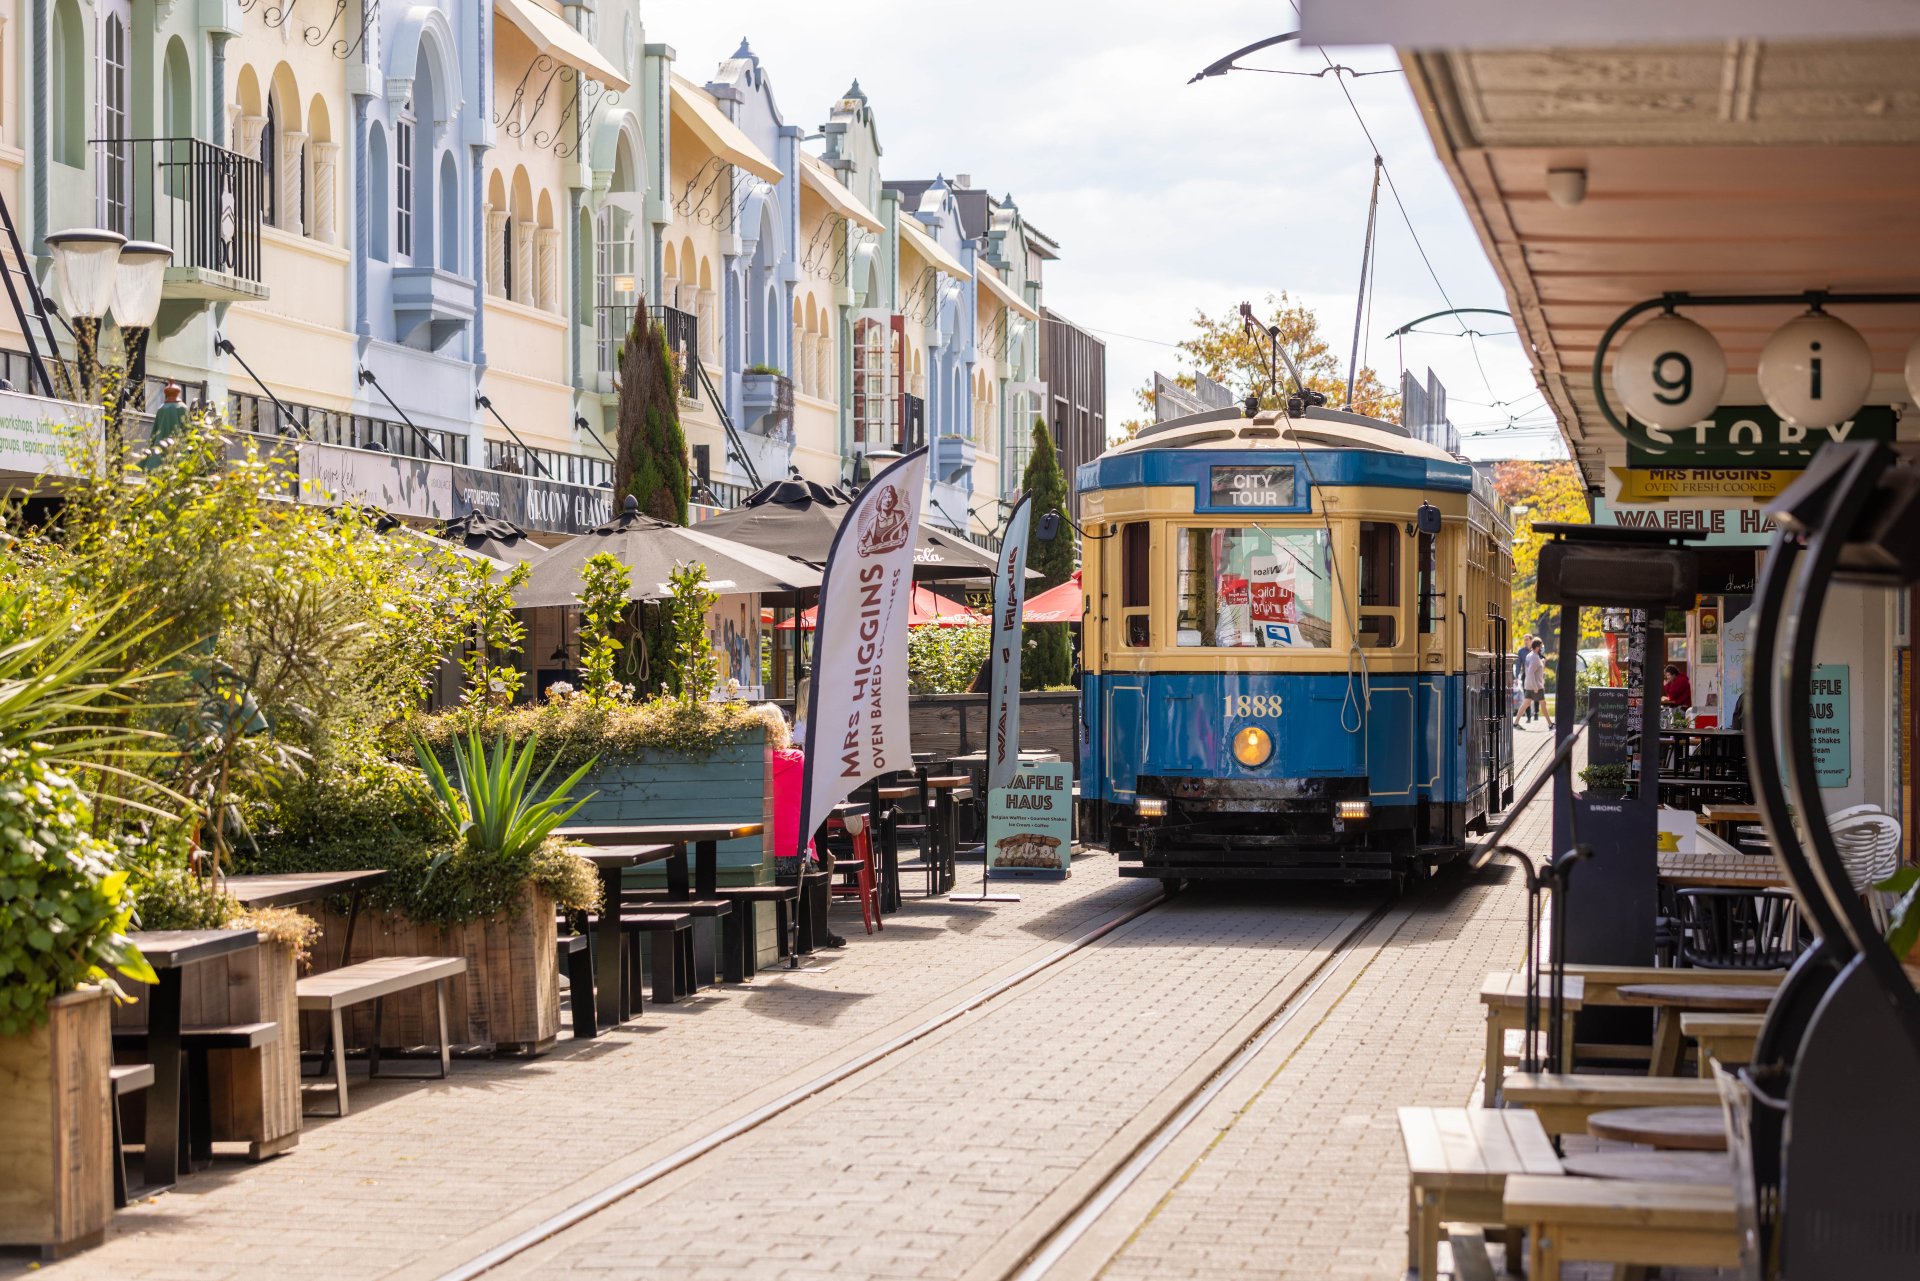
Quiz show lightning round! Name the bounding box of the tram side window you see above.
[1357,520,1400,648]
[1121,522,1150,647]
[1175,526,1332,648]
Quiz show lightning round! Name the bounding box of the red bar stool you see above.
[827,814,883,936]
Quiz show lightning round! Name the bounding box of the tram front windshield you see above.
[1177,527,1333,648]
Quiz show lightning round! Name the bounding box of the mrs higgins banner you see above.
[796,446,930,857]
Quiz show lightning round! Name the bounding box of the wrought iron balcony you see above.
[91,138,267,301]
[483,437,613,488]
[648,305,702,398]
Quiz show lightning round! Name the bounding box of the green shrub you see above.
[407,697,789,775]
[908,623,991,695]
[0,750,153,1035]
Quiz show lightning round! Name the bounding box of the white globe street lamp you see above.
[1612,312,1727,430]
[1757,309,1874,428]
[44,229,175,447]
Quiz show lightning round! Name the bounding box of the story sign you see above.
[1624,405,1896,468]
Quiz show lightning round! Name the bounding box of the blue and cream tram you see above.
[1077,404,1516,889]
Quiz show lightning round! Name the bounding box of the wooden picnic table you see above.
[125,928,260,1192]
[224,870,389,967]
[1560,1150,1731,1185]
[1587,1105,1728,1151]
[564,844,680,1027]
[1617,983,1778,1076]
[1657,848,1784,890]
[1699,804,1762,839]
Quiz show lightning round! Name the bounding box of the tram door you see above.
[1101,521,1151,800]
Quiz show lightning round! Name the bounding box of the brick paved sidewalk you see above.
[9,857,1156,1281]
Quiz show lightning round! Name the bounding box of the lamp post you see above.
[43,228,173,447]
[44,228,125,402]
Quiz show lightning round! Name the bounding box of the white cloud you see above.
[651,0,1553,457]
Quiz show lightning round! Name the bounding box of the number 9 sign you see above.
[1613,313,1726,430]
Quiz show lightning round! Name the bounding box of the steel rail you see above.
[432,888,1172,1281]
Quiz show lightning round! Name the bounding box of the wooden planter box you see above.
[0,988,113,1259]
[111,938,302,1159]
[572,730,777,961]
[304,889,558,1056]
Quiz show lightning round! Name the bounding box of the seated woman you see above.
[1662,663,1692,708]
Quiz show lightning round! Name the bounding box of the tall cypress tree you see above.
[614,319,690,526]
[1021,417,1076,689]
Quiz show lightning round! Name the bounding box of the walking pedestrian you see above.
[1511,635,1535,722]
[1521,639,1551,728]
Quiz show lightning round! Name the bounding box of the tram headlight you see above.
[1336,799,1371,823]
[1135,797,1167,819]
[1231,726,1273,768]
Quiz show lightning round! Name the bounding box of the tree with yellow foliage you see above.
[1492,459,1599,650]
[1112,294,1399,442]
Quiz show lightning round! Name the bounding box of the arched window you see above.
[162,42,192,199]
[260,97,278,227]
[366,123,390,262]
[51,0,85,167]
[100,1,132,232]
[438,153,458,272]
[395,114,414,259]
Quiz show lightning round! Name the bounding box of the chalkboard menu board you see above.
[1588,687,1631,766]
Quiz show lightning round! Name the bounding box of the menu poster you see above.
[986,763,1074,880]
[1809,663,1852,788]
[1588,687,1631,767]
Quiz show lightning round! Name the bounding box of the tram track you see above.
[430,886,1174,1281]
[432,741,1555,1281]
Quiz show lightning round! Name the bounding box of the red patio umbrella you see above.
[1022,571,1084,624]
[778,584,985,630]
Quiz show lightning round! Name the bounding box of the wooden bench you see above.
[1481,965,1783,1068]
[1503,1176,1739,1278]
[1479,973,1583,1105]
[109,1063,153,1208]
[1679,1011,1762,1077]
[296,956,466,1117]
[1499,1072,1719,1138]
[706,884,800,976]
[112,1021,282,1169]
[1398,1106,1561,1281]
[556,934,596,1040]
[615,911,694,1006]
[621,892,741,984]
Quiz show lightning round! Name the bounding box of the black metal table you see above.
[125,928,260,1192]
[564,843,680,1027]
[558,821,765,897]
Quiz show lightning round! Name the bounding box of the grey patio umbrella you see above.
[435,512,548,565]
[514,494,821,608]
[697,477,1017,582]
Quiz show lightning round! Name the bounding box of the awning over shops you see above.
[798,152,884,235]
[669,75,782,183]
[976,264,1039,322]
[493,0,629,92]
[899,215,971,282]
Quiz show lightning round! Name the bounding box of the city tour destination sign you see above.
[986,762,1074,880]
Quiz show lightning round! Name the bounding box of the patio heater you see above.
[1739,440,1920,1279]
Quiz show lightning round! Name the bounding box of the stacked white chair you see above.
[1827,804,1903,933]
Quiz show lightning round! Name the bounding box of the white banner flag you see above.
[797,447,930,857]
[987,494,1033,795]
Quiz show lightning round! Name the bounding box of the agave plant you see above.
[413,731,595,874]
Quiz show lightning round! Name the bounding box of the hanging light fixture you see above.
[44,228,127,321]
[111,241,174,330]
[1757,308,1875,428]
[1611,311,1725,430]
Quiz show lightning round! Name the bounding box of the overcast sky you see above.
[654,0,1563,461]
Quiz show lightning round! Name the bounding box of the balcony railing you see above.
[92,137,265,285]
[483,437,613,488]
[650,305,701,398]
[228,391,469,465]
[692,476,752,510]
[902,392,927,450]
[741,370,794,441]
